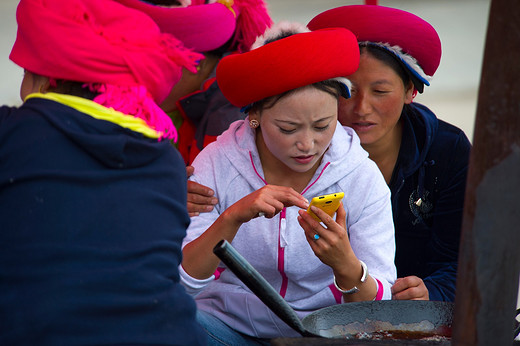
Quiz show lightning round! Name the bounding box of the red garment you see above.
[176,76,244,165]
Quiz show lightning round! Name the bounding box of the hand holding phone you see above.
[306,192,344,221]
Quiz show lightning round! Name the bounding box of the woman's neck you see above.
[362,119,403,185]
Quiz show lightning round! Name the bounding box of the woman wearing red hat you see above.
[0,0,206,344]
[181,26,397,343]
[308,5,472,302]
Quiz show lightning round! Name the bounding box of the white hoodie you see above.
[181,119,396,338]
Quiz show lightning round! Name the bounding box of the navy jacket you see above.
[176,65,245,165]
[391,102,471,302]
[0,97,206,345]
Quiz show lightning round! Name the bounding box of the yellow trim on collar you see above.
[25,93,161,139]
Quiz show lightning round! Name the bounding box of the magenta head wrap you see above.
[10,0,204,140]
[114,0,273,53]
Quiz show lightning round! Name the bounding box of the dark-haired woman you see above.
[181,26,396,343]
[188,6,471,304]
[309,5,472,302]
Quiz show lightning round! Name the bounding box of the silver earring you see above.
[249,119,259,129]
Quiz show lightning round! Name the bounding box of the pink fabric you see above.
[330,283,343,304]
[330,277,385,302]
[10,0,202,104]
[308,5,441,77]
[230,0,273,53]
[375,278,384,301]
[10,0,204,140]
[88,84,178,141]
[115,0,272,53]
[277,208,288,298]
[214,267,226,280]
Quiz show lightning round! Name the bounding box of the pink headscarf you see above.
[114,0,272,53]
[10,0,203,140]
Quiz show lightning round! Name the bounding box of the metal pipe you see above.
[452,0,520,344]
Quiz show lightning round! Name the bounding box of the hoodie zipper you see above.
[249,151,331,297]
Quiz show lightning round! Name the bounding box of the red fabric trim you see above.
[175,106,196,165]
[214,267,226,280]
[176,77,219,165]
[375,278,384,301]
[248,152,289,297]
[330,283,344,304]
[278,208,288,298]
[249,152,268,185]
[202,77,217,91]
[187,139,201,166]
[301,162,330,196]
[202,135,218,149]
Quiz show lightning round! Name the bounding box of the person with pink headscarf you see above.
[0,0,206,344]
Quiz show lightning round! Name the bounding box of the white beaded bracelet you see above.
[333,260,368,294]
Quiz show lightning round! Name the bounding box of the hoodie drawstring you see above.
[415,160,435,206]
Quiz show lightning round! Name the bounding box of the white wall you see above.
[0,0,22,107]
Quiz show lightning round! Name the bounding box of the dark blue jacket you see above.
[391,102,471,302]
[0,97,206,345]
[176,64,245,165]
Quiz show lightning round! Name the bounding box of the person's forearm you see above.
[182,211,242,279]
[333,259,378,302]
[423,266,457,302]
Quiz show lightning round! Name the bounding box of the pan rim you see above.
[301,300,454,339]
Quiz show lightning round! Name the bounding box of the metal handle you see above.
[213,239,315,337]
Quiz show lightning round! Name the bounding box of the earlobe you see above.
[249,118,260,129]
[38,83,48,93]
[404,83,416,104]
[37,76,51,94]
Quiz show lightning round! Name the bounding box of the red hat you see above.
[216,28,360,108]
[308,5,441,91]
[114,0,272,53]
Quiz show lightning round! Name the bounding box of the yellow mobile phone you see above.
[306,192,345,221]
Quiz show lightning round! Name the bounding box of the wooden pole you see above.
[452,0,520,344]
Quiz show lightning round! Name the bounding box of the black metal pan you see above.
[213,239,453,341]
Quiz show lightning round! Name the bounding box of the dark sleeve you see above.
[0,105,15,124]
[424,129,471,301]
[195,85,245,149]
